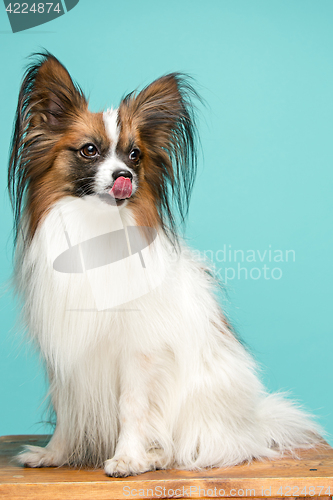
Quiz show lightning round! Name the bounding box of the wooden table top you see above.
[0,435,332,500]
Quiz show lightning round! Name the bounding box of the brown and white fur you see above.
[9,53,321,477]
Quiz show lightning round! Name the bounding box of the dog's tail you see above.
[259,392,325,454]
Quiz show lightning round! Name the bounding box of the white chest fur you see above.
[16,195,320,472]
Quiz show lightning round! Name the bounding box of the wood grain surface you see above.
[0,435,332,500]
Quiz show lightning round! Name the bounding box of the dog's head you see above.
[9,52,199,243]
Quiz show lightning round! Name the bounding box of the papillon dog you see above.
[9,52,321,477]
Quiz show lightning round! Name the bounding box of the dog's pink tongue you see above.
[109,177,132,199]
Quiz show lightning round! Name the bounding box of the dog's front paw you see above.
[104,455,152,477]
[17,445,63,468]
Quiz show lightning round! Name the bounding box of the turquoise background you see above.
[0,0,332,445]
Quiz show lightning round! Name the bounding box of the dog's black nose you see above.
[113,170,133,181]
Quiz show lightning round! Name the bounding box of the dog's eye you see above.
[129,148,140,162]
[80,144,99,159]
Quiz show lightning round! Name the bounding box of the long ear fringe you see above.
[165,74,200,243]
[8,56,39,241]
[8,51,84,245]
[121,73,202,246]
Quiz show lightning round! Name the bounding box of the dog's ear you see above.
[119,74,196,151]
[118,73,199,189]
[129,74,184,137]
[19,53,87,130]
[118,74,199,241]
[8,53,86,243]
